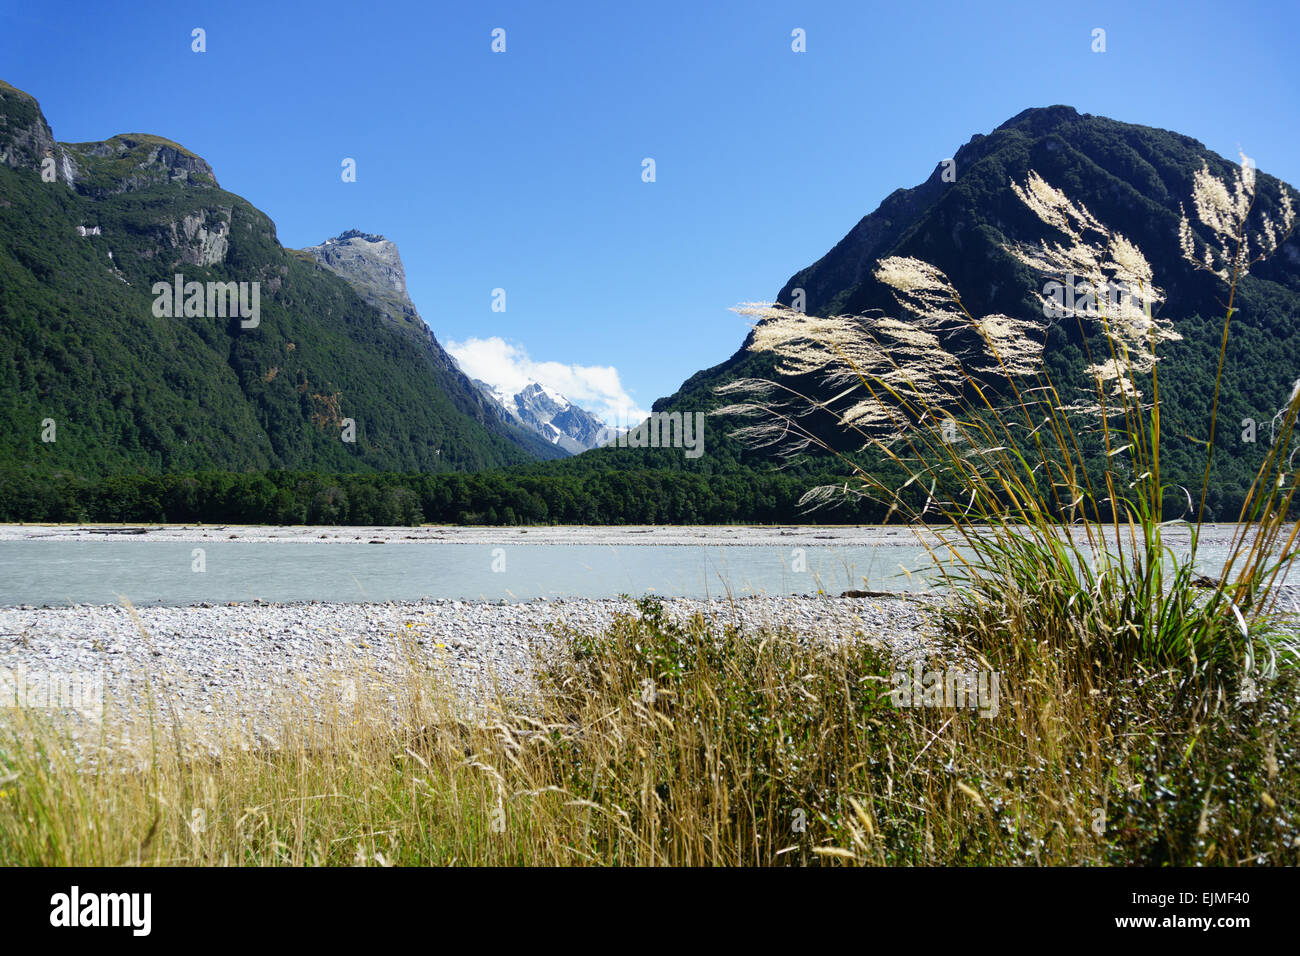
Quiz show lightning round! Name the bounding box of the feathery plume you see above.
[1179,151,1297,283]
[1006,171,1176,393]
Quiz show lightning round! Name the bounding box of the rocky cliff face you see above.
[1,80,218,198]
[0,79,76,185]
[302,230,425,340]
[1,81,234,269]
[63,134,220,196]
[64,136,231,267]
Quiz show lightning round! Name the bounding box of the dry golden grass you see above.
[2,597,1295,866]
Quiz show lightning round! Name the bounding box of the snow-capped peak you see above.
[468,378,615,454]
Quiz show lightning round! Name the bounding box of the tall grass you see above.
[720,157,1300,697]
[2,597,1296,865]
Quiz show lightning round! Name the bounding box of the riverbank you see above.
[0,594,943,755]
[0,522,1258,547]
[4,585,1292,867]
[0,523,925,546]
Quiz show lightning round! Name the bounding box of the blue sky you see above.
[3,0,1298,423]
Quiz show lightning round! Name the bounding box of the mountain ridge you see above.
[0,79,555,476]
[622,105,1300,516]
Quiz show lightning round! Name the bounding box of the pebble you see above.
[0,595,942,745]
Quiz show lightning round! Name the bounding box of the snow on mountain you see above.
[469,379,620,454]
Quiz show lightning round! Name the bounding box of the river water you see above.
[0,523,1281,607]
[0,541,935,606]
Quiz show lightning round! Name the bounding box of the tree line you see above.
[0,467,901,526]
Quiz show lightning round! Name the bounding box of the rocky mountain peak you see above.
[994,104,1084,135]
[304,229,407,298]
[470,378,615,454]
[63,133,218,195]
[1,80,220,197]
[333,228,388,243]
[0,80,76,185]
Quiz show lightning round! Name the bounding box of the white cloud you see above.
[445,336,649,425]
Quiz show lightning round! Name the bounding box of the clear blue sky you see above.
[3,0,1297,421]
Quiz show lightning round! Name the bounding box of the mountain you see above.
[301,229,430,344]
[301,230,566,460]
[631,106,1300,514]
[469,378,615,454]
[0,79,554,477]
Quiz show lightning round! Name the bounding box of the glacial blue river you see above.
[0,541,938,606]
[0,528,1273,607]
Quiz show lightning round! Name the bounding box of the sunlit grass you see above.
[2,596,1296,866]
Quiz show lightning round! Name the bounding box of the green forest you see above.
[0,442,1283,525]
[0,465,888,525]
